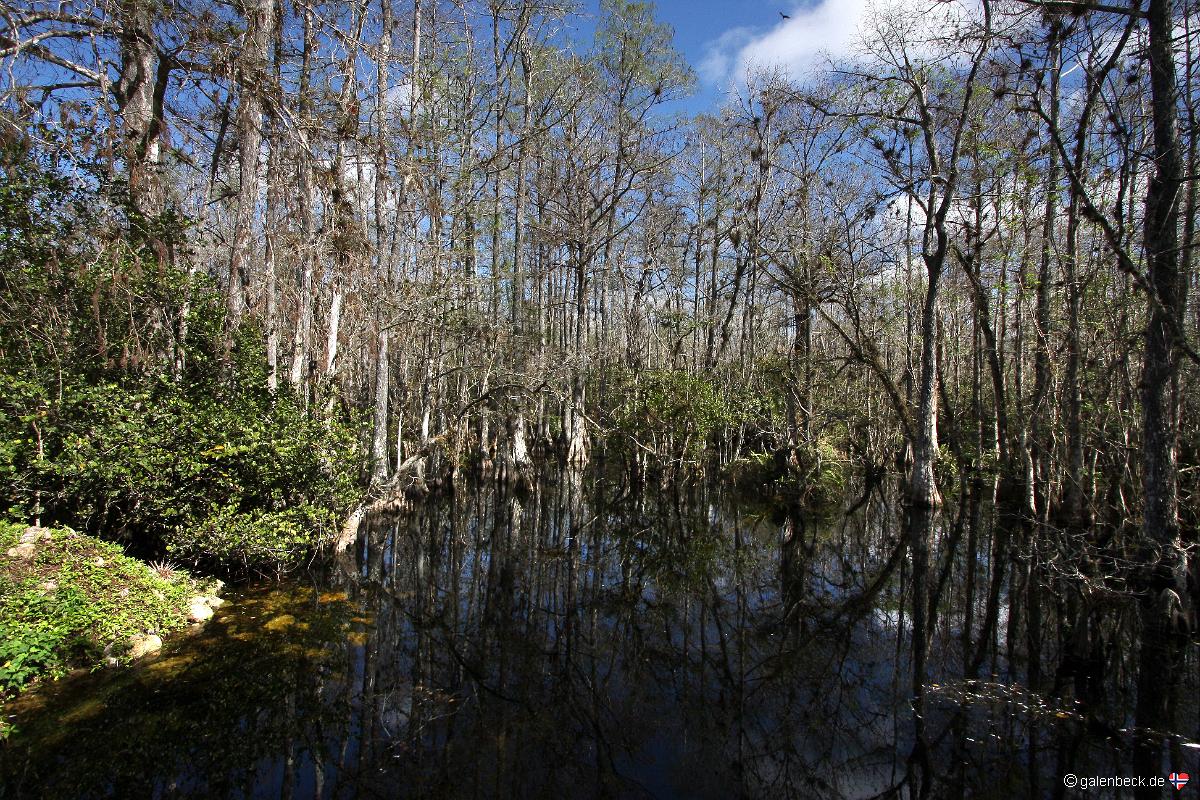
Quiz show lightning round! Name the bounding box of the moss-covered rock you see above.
[0,522,214,702]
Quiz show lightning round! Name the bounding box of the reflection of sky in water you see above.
[0,470,1132,799]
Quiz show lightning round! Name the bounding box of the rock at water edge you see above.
[188,597,215,623]
[129,633,163,659]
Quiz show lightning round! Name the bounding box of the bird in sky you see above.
[779,11,791,19]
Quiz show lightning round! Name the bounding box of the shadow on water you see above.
[0,468,1152,798]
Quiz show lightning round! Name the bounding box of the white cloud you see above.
[745,0,872,80]
[385,81,414,111]
[701,0,978,89]
[698,27,756,85]
[700,0,874,88]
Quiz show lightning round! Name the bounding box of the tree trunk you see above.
[265,140,280,393]
[117,0,164,220]
[1133,0,1187,791]
[288,7,317,398]
[324,280,344,381]
[371,331,390,483]
[227,0,272,337]
[370,0,394,484]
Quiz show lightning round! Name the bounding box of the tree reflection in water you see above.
[1,468,1175,799]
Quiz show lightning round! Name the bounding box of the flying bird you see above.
[779,11,791,19]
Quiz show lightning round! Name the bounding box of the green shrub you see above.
[0,151,363,573]
[723,441,847,516]
[173,506,337,571]
[723,451,785,491]
[608,368,776,461]
[0,618,61,694]
[0,374,361,572]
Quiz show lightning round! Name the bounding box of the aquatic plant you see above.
[148,559,180,580]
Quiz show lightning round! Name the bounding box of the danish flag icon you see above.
[1169,772,1190,791]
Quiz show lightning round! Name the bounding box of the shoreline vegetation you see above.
[0,523,223,723]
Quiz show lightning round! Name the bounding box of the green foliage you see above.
[609,369,748,460]
[0,139,190,377]
[0,523,201,696]
[595,0,696,103]
[0,373,360,572]
[605,366,784,464]
[0,136,362,574]
[723,451,780,489]
[174,505,339,570]
[0,618,59,694]
[788,440,848,513]
[724,441,848,517]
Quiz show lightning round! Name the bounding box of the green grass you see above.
[0,522,205,703]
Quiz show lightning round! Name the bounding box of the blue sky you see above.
[569,0,901,116]
[648,0,792,112]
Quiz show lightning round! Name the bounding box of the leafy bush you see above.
[723,451,781,490]
[0,618,60,694]
[0,373,360,572]
[0,137,362,574]
[723,440,848,516]
[608,368,774,461]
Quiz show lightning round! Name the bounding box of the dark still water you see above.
[0,470,1152,798]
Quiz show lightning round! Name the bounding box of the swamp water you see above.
[0,471,1128,798]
